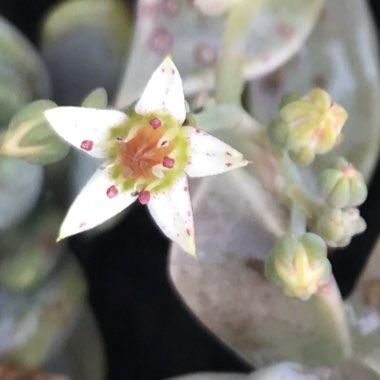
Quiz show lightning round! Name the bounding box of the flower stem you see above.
[289,203,306,236]
[215,0,265,104]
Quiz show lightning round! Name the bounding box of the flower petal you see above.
[44,107,127,158]
[58,166,137,240]
[184,127,249,177]
[148,175,195,256]
[134,57,186,123]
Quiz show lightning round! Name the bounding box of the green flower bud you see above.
[314,208,366,248]
[265,233,331,300]
[81,87,108,109]
[0,100,70,165]
[268,88,348,165]
[288,146,316,166]
[318,157,367,208]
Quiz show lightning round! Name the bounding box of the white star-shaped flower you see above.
[44,57,248,256]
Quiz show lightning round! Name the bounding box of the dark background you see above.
[0,1,379,379]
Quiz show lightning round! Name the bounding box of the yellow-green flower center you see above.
[106,113,189,193]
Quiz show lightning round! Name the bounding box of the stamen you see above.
[80,140,94,151]
[150,118,162,129]
[163,156,175,168]
[106,185,119,198]
[138,190,151,204]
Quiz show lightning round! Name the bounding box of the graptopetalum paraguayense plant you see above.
[0,0,379,379]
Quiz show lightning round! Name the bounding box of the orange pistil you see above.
[118,123,173,180]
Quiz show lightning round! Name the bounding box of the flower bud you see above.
[0,100,70,165]
[81,87,108,109]
[314,208,366,248]
[265,233,331,300]
[318,157,367,208]
[268,88,348,165]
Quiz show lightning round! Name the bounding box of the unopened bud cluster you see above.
[313,157,367,247]
[318,157,367,208]
[265,89,368,299]
[268,88,348,165]
[265,233,331,300]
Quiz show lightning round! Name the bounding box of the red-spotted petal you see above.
[134,57,186,123]
[44,107,127,158]
[184,127,249,177]
[57,166,137,240]
[148,175,195,256]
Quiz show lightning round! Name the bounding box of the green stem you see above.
[289,203,306,236]
[215,0,265,104]
[278,155,322,216]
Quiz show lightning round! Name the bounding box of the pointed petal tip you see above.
[241,158,251,167]
[135,55,186,123]
[181,232,197,258]
[187,246,197,258]
[56,234,65,243]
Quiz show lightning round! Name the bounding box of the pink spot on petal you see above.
[225,151,232,156]
[277,22,293,39]
[225,163,233,167]
[80,140,93,151]
[195,128,201,133]
[260,53,271,63]
[194,43,217,67]
[161,0,180,17]
[139,4,159,17]
[183,186,188,192]
[148,27,173,55]
[186,228,191,236]
[150,118,162,129]
[163,156,175,168]
[138,190,151,205]
[187,210,192,217]
[106,185,119,198]
[79,222,86,228]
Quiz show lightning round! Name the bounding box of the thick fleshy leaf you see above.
[0,156,43,230]
[148,175,195,256]
[184,126,249,177]
[135,57,186,123]
[40,0,132,105]
[165,363,329,379]
[1,100,70,165]
[44,107,127,158]
[115,0,324,108]
[170,170,352,367]
[58,166,137,240]
[0,16,51,128]
[248,0,380,182]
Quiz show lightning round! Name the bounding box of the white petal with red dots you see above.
[147,175,195,256]
[134,57,186,123]
[184,127,249,177]
[57,166,137,240]
[44,107,127,158]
